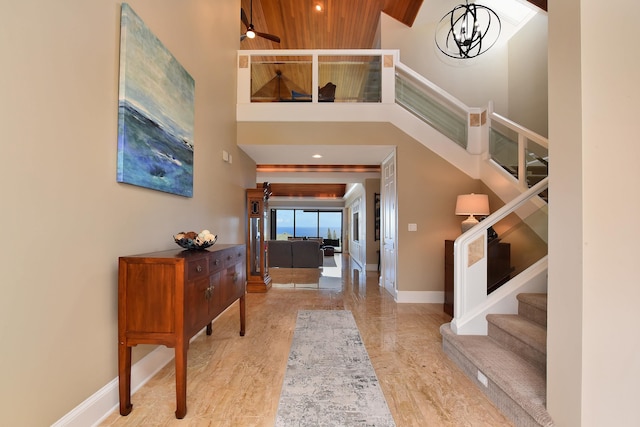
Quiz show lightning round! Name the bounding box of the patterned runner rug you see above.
[275,310,396,426]
[323,255,337,267]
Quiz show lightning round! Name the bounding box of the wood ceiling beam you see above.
[256,164,380,173]
[383,0,423,27]
[525,0,547,12]
[269,183,347,198]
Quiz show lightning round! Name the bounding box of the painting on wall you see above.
[117,3,195,197]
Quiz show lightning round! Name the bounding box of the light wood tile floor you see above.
[100,254,512,426]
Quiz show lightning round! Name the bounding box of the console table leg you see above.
[206,321,212,335]
[118,344,133,416]
[239,294,246,336]
[174,343,188,419]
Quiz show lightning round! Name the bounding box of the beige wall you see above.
[0,0,256,425]
[395,134,487,292]
[547,0,584,423]
[548,0,640,425]
[508,13,549,137]
[380,2,509,115]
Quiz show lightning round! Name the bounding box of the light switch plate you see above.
[408,223,417,231]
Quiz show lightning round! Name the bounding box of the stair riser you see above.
[518,303,547,327]
[488,324,546,373]
[442,338,551,427]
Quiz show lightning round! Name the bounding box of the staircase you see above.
[440,293,553,427]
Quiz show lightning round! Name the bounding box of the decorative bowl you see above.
[174,232,217,250]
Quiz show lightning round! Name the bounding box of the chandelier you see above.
[435,1,501,59]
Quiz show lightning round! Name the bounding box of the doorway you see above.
[381,151,397,298]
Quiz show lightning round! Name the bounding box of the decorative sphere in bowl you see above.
[174,230,217,250]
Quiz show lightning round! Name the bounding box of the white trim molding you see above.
[51,346,174,427]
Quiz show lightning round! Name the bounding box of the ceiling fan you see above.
[241,0,281,43]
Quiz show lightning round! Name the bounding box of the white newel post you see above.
[467,107,486,155]
[381,52,397,104]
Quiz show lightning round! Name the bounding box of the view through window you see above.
[271,209,342,247]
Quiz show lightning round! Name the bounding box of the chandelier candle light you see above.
[435,0,501,59]
[455,193,490,233]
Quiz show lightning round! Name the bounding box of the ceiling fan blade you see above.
[241,34,247,41]
[240,8,250,29]
[256,31,281,43]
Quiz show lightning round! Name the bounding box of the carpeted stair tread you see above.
[441,324,552,426]
[517,293,547,311]
[487,314,546,356]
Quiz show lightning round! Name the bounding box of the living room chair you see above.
[318,82,336,102]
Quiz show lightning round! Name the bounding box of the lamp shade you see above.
[455,193,489,216]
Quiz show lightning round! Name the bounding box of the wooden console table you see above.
[118,244,246,419]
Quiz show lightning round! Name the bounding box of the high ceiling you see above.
[238,0,547,196]
[239,0,424,50]
[239,0,546,50]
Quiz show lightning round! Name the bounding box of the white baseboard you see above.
[51,345,175,427]
[396,290,444,304]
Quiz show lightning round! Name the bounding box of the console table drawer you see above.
[186,258,209,281]
[223,247,245,268]
[208,252,226,272]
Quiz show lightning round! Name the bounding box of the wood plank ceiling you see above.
[239,0,546,51]
[239,0,424,50]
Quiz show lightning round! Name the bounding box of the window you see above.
[271,209,342,245]
[295,210,317,237]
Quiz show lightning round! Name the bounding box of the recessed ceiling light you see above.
[315,4,323,12]
[312,154,323,158]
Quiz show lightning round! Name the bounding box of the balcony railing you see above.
[394,63,469,149]
[237,49,397,104]
[238,50,548,193]
[488,103,549,195]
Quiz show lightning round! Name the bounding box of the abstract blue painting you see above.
[117,3,194,197]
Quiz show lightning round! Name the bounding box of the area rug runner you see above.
[323,255,337,268]
[275,310,396,426]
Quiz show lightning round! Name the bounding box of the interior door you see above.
[381,152,397,298]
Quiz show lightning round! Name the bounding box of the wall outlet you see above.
[477,370,488,387]
[222,150,229,162]
[408,223,417,231]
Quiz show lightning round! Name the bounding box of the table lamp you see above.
[455,193,489,233]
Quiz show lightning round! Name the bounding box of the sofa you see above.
[268,240,323,268]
